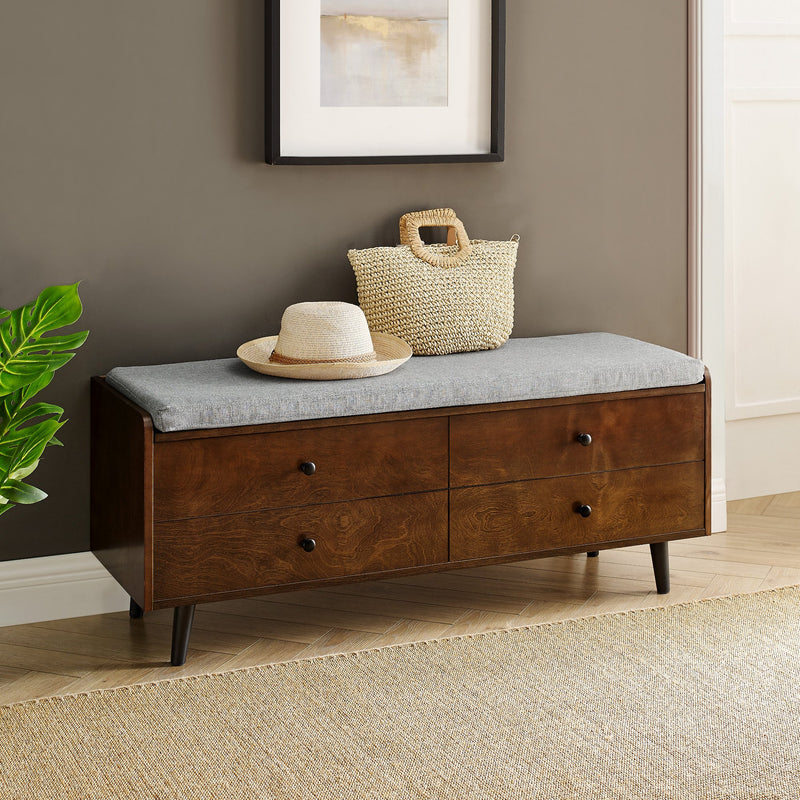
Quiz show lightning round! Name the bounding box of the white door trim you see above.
[688,0,702,361]
[693,0,727,531]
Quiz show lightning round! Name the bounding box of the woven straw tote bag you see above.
[348,209,519,356]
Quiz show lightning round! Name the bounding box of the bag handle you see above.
[398,208,472,269]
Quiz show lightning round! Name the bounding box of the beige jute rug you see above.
[2,586,799,800]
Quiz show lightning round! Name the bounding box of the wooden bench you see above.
[90,334,710,665]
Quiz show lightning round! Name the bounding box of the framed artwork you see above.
[265,0,506,164]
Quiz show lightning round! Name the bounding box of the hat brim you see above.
[237,332,412,381]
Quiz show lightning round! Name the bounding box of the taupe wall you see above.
[0,0,687,561]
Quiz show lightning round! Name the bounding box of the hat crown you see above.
[272,302,376,364]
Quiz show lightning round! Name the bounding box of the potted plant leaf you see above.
[0,283,88,516]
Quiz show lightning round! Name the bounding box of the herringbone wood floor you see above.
[1,492,799,706]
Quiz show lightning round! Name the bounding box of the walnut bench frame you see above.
[90,367,710,667]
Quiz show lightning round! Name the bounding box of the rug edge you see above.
[3,581,798,711]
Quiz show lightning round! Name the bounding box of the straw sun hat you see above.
[237,302,412,380]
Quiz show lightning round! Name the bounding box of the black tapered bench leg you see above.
[650,541,670,594]
[129,598,144,619]
[171,605,196,666]
[587,551,599,558]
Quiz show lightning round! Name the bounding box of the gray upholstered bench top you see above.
[105,333,705,433]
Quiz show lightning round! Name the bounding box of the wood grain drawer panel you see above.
[153,491,448,601]
[154,417,447,521]
[450,393,705,487]
[450,462,705,561]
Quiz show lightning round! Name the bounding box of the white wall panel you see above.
[727,96,800,417]
[724,0,800,499]
[730,0,800,26]
[727,39,800,87]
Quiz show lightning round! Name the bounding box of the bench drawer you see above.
[153,490,448,601]
[450,393,704,487]
[154,417,448,521]
[450,462,705,561]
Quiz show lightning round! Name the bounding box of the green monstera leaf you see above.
[0,284,88,516]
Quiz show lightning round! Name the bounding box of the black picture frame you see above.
[265,0,506,165]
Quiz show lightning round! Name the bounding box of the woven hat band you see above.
[269,349,377,366]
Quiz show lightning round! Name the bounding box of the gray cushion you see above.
[105,334,706,433]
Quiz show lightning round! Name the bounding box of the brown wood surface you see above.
[152,528,707,610]
[450,393,705,487]
[450,462,705,561]
[153,417,447,521]
[90,378,153,610]
[91,372,710,623]
[153,491,448,602]
[153,383,705,443]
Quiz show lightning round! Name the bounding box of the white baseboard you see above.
[711,477,727,533]
[0,552,129,628]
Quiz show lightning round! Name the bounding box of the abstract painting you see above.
[321,1,448,107]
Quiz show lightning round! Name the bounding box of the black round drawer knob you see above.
[576,504,592,518]
[299,461,316,476]
[577,433,592,447]
[300,538,316,552]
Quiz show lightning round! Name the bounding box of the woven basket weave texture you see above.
[349,237,518,356]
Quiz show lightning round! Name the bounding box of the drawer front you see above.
[154,417,447,521]
[153,491,448,601]
[450,392,704,487]
[450,462,705,561]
